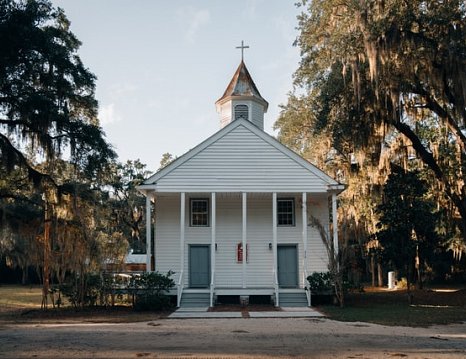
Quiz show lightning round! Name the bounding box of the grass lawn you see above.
[321,303,466,327]
[0,284,169,323]
[1,284,465,326]
[319,287,466,327]
[0,285,43,309]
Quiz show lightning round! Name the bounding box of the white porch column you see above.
[332,193,339,256]
[210,192,216,306]
[272,192,278,306]
[302,192,308,286]
[272,192,278,264]
[145,194,152,272]
[242,192,247,288]
[180,193,186,280]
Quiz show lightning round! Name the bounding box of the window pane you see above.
[191,199,209,226]
[277,199,294,226]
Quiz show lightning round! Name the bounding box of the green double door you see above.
[277,245,298,288]
[189,245,210,288]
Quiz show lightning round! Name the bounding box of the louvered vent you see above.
[234,104,248,121]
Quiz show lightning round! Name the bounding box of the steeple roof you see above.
[216,61,268,110]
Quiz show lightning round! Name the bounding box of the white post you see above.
[145,194,152,272]
[242,192,247,288]
[180,192,186,280]
[302,192,307,286]
[272,193,278,265]
[210,192,216,307]
[332,193,339,256]
[272,192,278,306]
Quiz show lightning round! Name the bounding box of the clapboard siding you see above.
[154,194,181,283]
[155,125,329,192]
[308,199,330,273]
[215,197,243,287]
[220,101,232,129]
[155,193,330,289]
[250,101,264,130]
[246,196,274,287]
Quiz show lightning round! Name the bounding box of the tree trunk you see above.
[41,200,51,310]
[406,263,413,305]
[370,254,375,287]
[377,260,383,287]
[21,266,28,285]
[79,264,85,308]
[415,245,422,289]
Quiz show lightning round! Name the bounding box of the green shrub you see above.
[54,271,175,310]
[58,273,103,308]
[307,272,333,293]
[130,271,175,311]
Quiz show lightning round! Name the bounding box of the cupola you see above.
[215,60,268,130]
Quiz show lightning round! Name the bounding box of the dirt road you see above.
[1,317,465,358]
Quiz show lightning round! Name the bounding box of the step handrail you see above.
[209,269,215,307]
[273,269,279,307]
[304,268,311,306]
[176,270,184,307]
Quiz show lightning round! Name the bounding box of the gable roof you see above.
[139,118,344,194]
[215,61,268,110]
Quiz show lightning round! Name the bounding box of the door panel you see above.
[189,245,210,288]
[277,245,298,288]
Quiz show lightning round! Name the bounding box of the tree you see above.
[275,81,386,285]
[108,160,152,253]
[0,0,115,185]
[0,166,44,284]
[275,1,466,285]
[0,198,42,284]
[159,152,174,170]
[0,0,115,306]
[280,0,466,239]
[376,168,438,293]
[309,215,346,307]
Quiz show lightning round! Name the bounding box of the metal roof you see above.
[216,61,268,108]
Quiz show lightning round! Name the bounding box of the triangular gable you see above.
[139,119,342,192]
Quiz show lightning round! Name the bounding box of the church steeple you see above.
[215,59,268,130]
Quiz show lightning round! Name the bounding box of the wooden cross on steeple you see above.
[236,40,249,61]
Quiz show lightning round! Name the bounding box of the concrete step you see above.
[180,292,210,307]
[279,292,308,307]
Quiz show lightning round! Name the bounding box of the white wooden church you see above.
[138,55,344,308]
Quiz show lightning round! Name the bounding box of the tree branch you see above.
[410,82,466,152]
[0,133,57,189]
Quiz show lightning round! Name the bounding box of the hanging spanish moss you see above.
[276,0,466,283]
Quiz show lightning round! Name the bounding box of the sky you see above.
[51,1,302,172]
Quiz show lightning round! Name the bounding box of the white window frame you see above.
[190,198,209,227]
[277,198,295,226]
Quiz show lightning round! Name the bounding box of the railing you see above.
[273,269,279,307]
[176,270,184,307]
[304,268,311,307]
[210,269,215,307]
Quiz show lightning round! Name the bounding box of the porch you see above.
[144,191,340,308]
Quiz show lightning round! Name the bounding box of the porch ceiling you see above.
[152,192,330,201]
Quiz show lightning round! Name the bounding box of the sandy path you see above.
[1,317,465,358]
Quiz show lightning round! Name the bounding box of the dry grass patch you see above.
[0,285,43,309]
[0,285,172,324]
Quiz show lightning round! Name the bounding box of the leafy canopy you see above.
[0,0,115,186]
